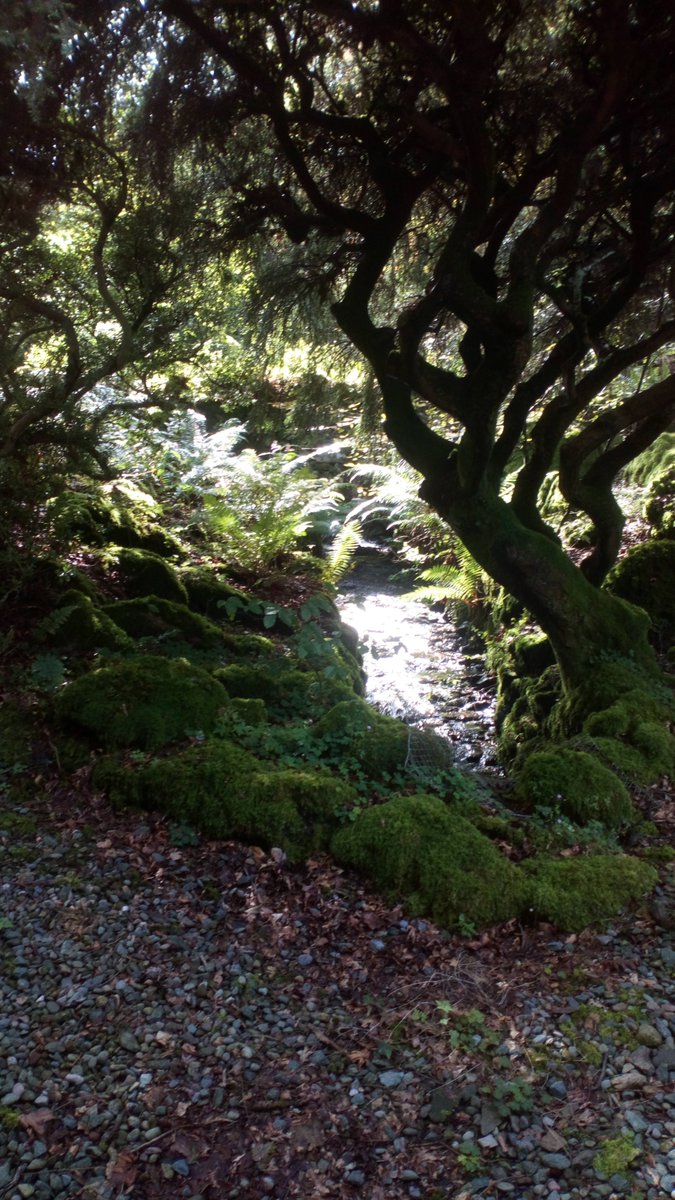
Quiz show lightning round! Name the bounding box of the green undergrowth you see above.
[93,740,356,863]
[3,475,669,940]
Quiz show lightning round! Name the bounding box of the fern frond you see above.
[323,519,362,585]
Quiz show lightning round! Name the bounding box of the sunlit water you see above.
[337,559,498,768]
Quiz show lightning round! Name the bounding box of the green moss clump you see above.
[312,698,452,780]
[523,854,657,932]
[592,1135,640,1178]
[103,596,224,647]
[580,689,675,786]
[0,703,36,769]
[516,748,634,828]
[229,698,267,725]
[605,538,675,643]
[45,591,134,654]
[180,568,266,625]
[331,794,526,930]
[214,663,353,717]
[93,740,356,862]
[105,547,188,604]
[55,655,229,750]
[579,736,657,786]
[48,482,186,558]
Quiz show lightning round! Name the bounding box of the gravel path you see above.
[1,790,673,1200]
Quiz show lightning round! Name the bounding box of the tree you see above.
[118,0,674,719]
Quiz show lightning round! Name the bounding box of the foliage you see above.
[195,444,344,573]
[93,738,355,863]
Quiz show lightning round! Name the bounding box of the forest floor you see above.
[1,780,673,1200]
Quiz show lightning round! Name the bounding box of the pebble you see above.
[2,811,673,1200]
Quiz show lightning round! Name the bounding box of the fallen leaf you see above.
[290,1120,324,1150]
[19,1110,56,1135]
[105,1150,137,1188]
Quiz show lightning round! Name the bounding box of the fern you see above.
[404,549,489,607]
[323,519,362,586]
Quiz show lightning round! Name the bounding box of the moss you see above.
[606,538,675,642]
[640,844,675,863]
[579,736,658,786]
[55,655,229,750]
[45,591,134,654]
[229,698,267,725]
[312,698,452,780]
[48,486,185,558]
[516,748,634,828]
[103,596,223,646]
[580,692,675,785]
[180,568,267,626]
[592,1135,640,1178]
[93,740,356,862]
[331,793,526,930]
[523,854,657,932]
[105,547,188,604]
[214,663,353,717]
[0,704,36,769]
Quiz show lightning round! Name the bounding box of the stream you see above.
[337,554,499,770]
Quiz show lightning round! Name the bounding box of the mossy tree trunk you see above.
[424,475,655,691]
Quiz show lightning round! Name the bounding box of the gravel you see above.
[0,796,673,1199]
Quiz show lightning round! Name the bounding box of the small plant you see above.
[489,1077,535,1116]
[29,653,67,691]
[593,1134,640,1177]
[169,821,200,847]
[456,913,477,938]
[0,1106,20,1129]
[456,1140,483,1176]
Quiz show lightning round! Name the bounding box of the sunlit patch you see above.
[338,581,496,767]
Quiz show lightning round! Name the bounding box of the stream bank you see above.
[337,552,499,771]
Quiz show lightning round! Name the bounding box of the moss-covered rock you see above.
[104,547,188,604]
[48,484,185,558]
[214,663,353,717]
[331,793,526,930]
[180,568,269,627]
[628,432,675,535]
[93,739,356,862]
[605,538,675,644]
[523,854,657,932]
[55,656,229,750]
[515,748,634,828]
[313,698,454,780]
[577,686,675,786]
[229,697,268,725]
[104,596,217,646]
[45,591,134,655]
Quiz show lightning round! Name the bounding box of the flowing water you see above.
[337,554,499,770]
